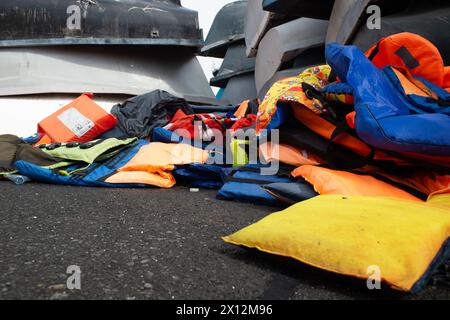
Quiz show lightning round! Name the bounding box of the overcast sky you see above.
[182,0,236,92]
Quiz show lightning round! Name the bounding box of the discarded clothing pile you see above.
[1,33,449,294]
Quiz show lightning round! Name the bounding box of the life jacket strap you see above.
[302,82,338,119]
[326,123,376,170]
[224,177,276,185]
[395,46,420,69]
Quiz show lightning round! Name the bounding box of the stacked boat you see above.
[0,0,216,105]
[201,1,257,105]
[204,0,449,103]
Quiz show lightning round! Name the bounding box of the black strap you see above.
[316,163,428,200]
[225,176,276,185]
[229,166,262,175]
[231,165,294,175]
[328,69,338,83]
[426,97,450,107]
[261,187,297,206]
[278,166,296,177]
[104,142,138,170]
[330,123,351,141]
[97,171,119,183]
[326,123,375,170]
[192,115,204,132]
[369,173,428,201]
[379,148,450,175]
[211,117,227,131]
[367,41,380,61]
[225,165,294,184]
[395,46,420,69]
[437,98,450,107]
[341,168,428,200]
[302,82,338,120]
[71,162,101,179]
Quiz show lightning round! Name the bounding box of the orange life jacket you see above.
[291,105,410,166]
[106,143,209,189]
[444,66,450,92]
[292,165,421,202]
[37,94,117,143]
[365,32,447,88]
[259,142,324,167]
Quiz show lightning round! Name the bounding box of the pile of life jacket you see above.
[5,90,263,190]
[2,32,450,295]
[220,32,450,294]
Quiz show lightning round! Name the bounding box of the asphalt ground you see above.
[0,181,449,300]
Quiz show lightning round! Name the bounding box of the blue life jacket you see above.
[152,127,184,144]
[383,68,450,115]
[153,127,224,154]
[326,43,450,156]
[174,163,225,189]
[153,127,228,189]
[217,165,293,206]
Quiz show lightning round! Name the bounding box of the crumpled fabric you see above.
[255,65,331,135]
[0,134,60,175]
[111,90,193,139]
[164,113,236,142]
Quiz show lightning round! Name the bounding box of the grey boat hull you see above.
[210,42,255,88]
[0,46,216,104]
[255,17,328,93]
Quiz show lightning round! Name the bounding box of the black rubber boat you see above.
[0,0,204,48]
[201,0,248,58]
[210,43,255,88]
[262,0,335,20]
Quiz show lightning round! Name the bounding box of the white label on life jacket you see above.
[57,108,94,138]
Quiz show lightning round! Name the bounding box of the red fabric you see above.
[231,115,257,132]
[166,113,257,141]
[170,109,188,123]
[346,111,356,129]
[166,114,234,141]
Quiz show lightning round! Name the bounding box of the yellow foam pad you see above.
[223,195,450,292]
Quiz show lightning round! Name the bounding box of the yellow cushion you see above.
[223,195,450,292]
[428,188,450,207]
